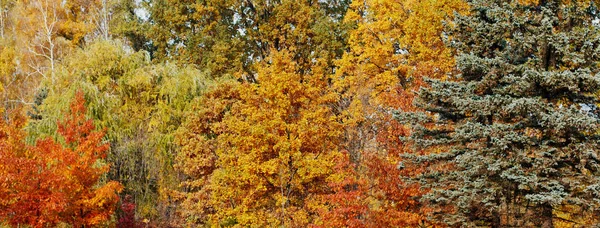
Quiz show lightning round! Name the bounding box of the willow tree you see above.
[26,40,213,221]
[398,0,600,226]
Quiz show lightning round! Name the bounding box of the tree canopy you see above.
[2,0,600,227]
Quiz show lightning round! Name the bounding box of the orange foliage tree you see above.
[320,0,469,226]
[0,92,122,227]
[174,78,241,225]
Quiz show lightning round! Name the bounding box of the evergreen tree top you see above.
[397,0,600,226]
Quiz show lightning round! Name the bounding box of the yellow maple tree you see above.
[176,50,343,226]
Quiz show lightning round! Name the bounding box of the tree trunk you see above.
[540,203,554,228]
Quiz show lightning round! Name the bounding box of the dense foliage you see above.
[1,0,600,227]
[0,92,122,227]
[398,0,600,226]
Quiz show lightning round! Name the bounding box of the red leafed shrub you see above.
[118,195,140,228]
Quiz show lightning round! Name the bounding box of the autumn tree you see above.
[10,0,97,84]
[173,77,240,225]
[167,1,352,225]
[0,17,15,111]
[319,0,468,226]
[175,50,343,226]
[143,0,350,77]
[110,0,154,54]
[314,151,370,227]
[0,92,122,227]
[0,0,117,114]
[333,0,469,160]
[398,0,600,226]
[26,40,213,221]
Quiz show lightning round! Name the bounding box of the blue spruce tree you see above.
[398,0,600,226]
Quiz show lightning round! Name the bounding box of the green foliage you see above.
[143,0,351,76]
[110,0,154,53]
[397,0,600,226]
[26,40,215,220]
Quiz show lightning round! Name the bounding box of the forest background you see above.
[2,0,600,227]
